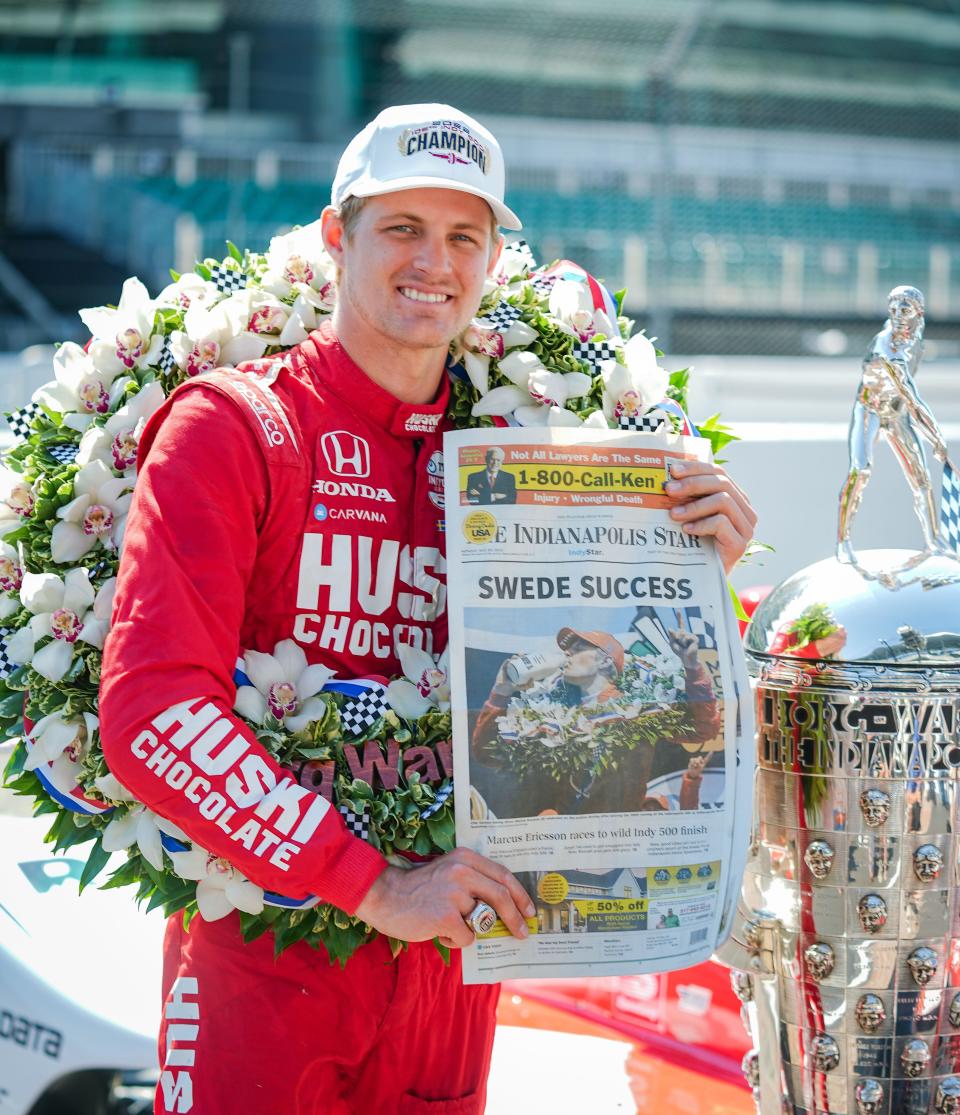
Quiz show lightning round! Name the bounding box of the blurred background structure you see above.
[0,0,959,581]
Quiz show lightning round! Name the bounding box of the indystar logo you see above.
[312,479,395,503]
[404,411,442,434]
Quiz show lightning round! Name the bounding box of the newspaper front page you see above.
[444,427,753,983]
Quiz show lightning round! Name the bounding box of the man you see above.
[466,446,516,504]
[837,285,950,563]
[100,103,756,1113]
[472,627,720,816]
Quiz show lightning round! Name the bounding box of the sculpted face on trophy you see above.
[854,993,887,1034]
[901,1038,931,1079]
[859,788,891,827]
[857,893,887,933]
[913,843,944,882]
[804,941,835,982]
[855,1079,884,1115]
[741,1049,760,1090]
[937,1077,960,1115]
[810,1033,840,1073]
[804,840,835,880]
[907,946,939,987]
[730,969,754,1003]
[950,993,960,1028]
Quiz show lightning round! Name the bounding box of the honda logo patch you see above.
[320,431,370,478]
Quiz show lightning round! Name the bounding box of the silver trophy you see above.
[721,287,960,1115]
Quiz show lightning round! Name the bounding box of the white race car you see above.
[0,786,164,1115]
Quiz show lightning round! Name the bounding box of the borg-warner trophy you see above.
[720,286,960,1115]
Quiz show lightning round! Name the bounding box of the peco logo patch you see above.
[426,449,445,510]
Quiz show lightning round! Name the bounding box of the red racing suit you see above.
[99,321,497,1114]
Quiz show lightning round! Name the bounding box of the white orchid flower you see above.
[155,272,219,312]
[462,351,490,394]
[494,244,533,282]
[601,333,668,422]
[75,381,165,475]
[259,221,336,301]
[513,405,585,427]
[23,709,98,772]
[170,294,269,378]
[167,845,265,920]
[234,638,334,731]
[470,385,529,418]
[7,569,114,682]
[387,646,450,720]
[0,541,22,619]
[99,791,189,873]
[0,466,34,531]
[528,368,592,409]
[582,409,611,429]
[50,460,134,563]
[276,289,322,347]
[78,278,163,376]
[498,350,543,390]
[549,278,622,346]
[32,342,126,432]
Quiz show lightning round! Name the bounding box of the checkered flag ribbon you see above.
[617,408,666,433]
[47,444,79,465]
[0,629,16,680]
[684,606,718,652]
[530,272,556,294]
[208,262,247,294]
[503,239,536,269]
[571,339,620,371]
[338,805,371,841]
[338,682,389,736]
[421,780,453,819]
[941,459,960,555]
[476,300,523,331]
[6,402,42,441]
[157,335,177,375]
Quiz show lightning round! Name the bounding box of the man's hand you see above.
[668,628,700,671]
[664,461,757,573]
[686,753,707,777]
[355,847,535,949]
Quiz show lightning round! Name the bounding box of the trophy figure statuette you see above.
[837,285,956,565]
[719,286,960,1115]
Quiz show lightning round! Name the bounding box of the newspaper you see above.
[443,427,754,983]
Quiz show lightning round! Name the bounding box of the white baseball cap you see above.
[331,103,522,231]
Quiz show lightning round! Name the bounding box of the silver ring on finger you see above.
[465,900,497,936]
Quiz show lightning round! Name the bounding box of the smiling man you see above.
[99,103,755,1114]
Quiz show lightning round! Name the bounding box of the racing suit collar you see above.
[307,320,451,439]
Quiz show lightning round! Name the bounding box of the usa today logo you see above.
[314,504,328,522]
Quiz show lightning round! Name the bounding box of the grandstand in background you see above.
[1,0,959,357]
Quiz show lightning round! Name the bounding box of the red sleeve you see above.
[471,691,509,762]
[680,662,722,743]
[99,386,386,914]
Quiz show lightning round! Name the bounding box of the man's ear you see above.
[321,206,345,266]
[487,232,504,277]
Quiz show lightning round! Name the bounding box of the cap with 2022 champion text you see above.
[332,103,522,231]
